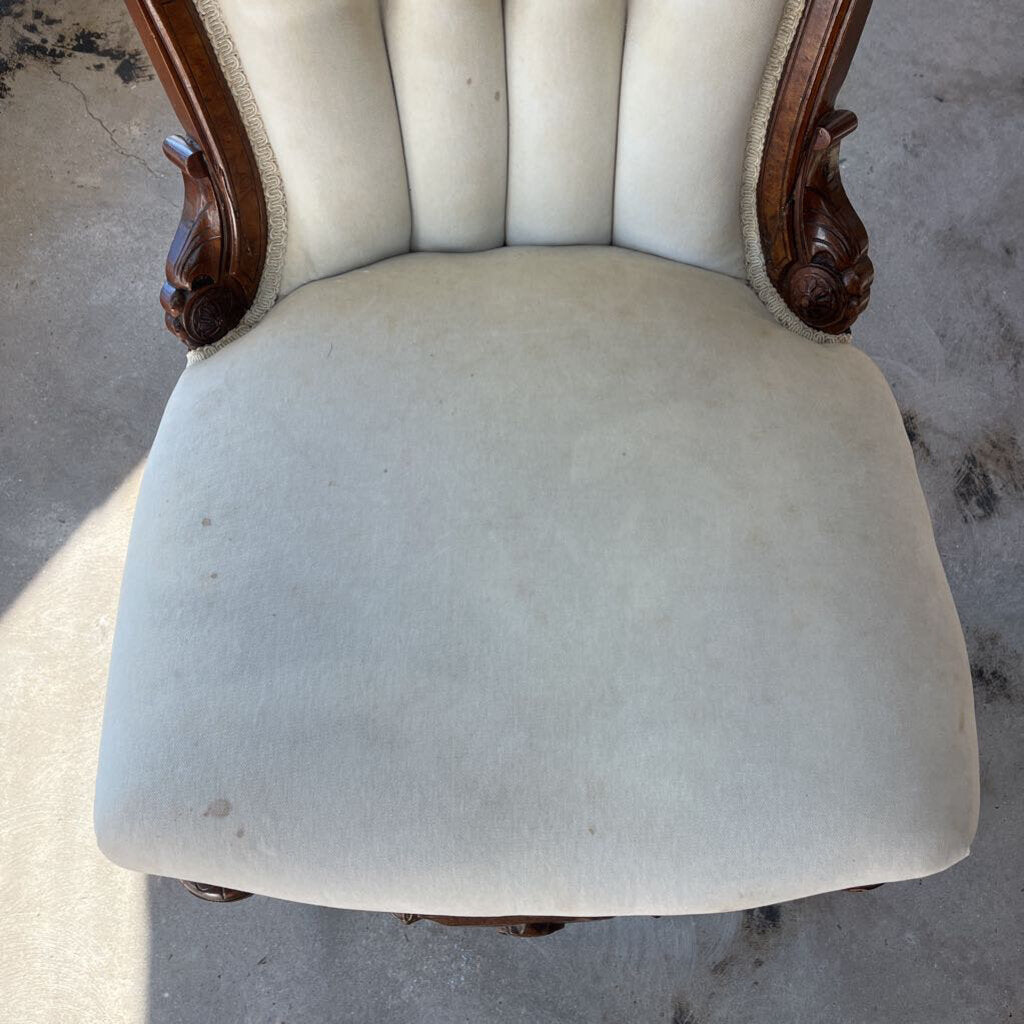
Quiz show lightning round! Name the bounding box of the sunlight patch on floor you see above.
[1,462,150,1024]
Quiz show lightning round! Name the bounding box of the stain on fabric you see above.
[201,517,212,527]
[954,431,1024,521]
[968,630,1020,704]
[202,798,232,818]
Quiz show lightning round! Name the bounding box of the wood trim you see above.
[179,879,252,903]
[758,0,875,334]
[124,0,873,345]
[123,0,266,349]
[393,914,610,938]
[137,0,884,933]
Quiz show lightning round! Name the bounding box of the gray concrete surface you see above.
[1,1,1022,1021]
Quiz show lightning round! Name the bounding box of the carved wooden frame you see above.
[129,0,879,933]
[124,0,266,349]
[757,0,875,334]
[124,0,873,350]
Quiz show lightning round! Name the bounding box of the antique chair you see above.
[95,0,980,937]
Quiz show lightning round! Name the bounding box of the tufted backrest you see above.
[200,0,794,297]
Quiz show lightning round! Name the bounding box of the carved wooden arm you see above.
[123,0,873,345]
[124,0,266,350]
[758,0,875,334]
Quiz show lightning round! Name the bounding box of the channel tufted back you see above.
[203,0,793,296]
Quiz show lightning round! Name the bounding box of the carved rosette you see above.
[160,135,246,349]
[780,110,874,333]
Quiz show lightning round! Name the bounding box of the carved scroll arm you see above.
[758,0,876,336]
[782,108,874,332]
[123,0,267,350]
[160,135,246,349]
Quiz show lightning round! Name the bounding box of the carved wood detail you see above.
[178,887,879,930]
[391,917,606,937]
[393,914,609,938]
[129,0,885,930]
[160,134,246,347]
[759,0,875,334]
[122,0,266,349]
[180,879,253,903]
[123,0,874,344]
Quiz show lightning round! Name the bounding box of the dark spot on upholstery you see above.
[202,798,232,818]
[968,631,1020,704]
[235,827,245,838]
[494,89,501,101]
[671,998,700,1024]
[954,431,1024,521]
[201,516,212,526]
[744,904,782,936]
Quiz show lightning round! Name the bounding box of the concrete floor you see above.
[1,0,1022,1021]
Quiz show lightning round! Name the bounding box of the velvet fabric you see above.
[95,248,979,916]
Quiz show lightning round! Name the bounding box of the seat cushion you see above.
[95,246,979,917]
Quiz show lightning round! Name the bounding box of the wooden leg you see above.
[180,879,252,902]
[393,914,607,937]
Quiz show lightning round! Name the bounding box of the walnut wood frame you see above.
[124,0,873,350]
[131,0,878,933]
[758,0,875,333]
[124,0,266,349]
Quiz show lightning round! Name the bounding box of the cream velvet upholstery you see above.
[203,0,793,298]
[95,247,979,916]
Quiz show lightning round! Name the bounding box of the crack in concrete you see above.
[49,64,162,179]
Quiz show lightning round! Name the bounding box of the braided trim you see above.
[741,0,850,345]
[186,0,288,365]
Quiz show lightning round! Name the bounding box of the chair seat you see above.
[95,246,978,917]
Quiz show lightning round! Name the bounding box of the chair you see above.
[95,0,979,936]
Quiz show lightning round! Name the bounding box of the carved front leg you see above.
[780,110,874,333]
[180,879,252,902]
[161,135,246,349]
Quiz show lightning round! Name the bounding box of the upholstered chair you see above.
[95,0,979,936]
